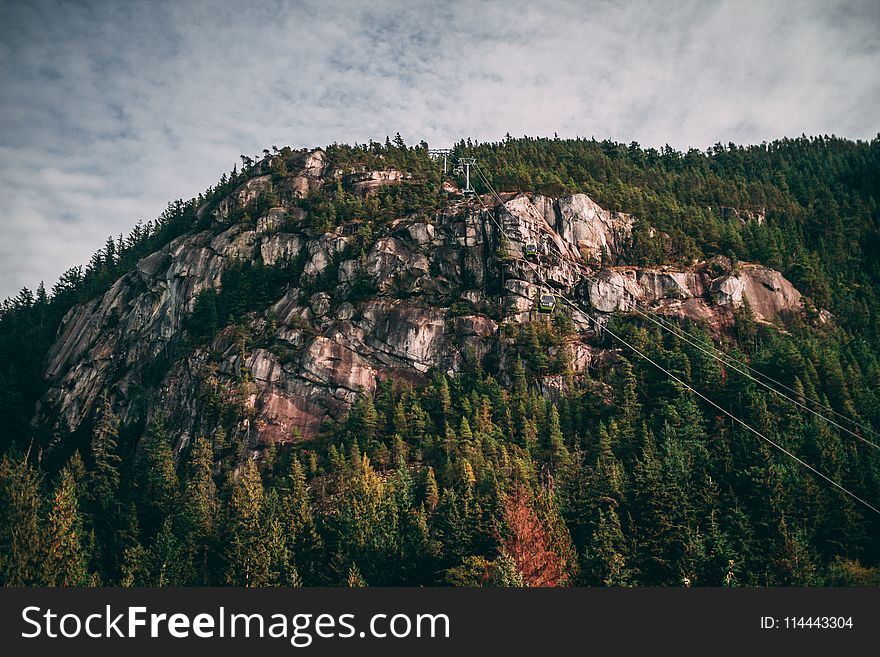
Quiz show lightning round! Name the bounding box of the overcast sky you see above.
[1,0,878,299]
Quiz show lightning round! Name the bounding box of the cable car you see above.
[538,294,556,313]
[524,243,538,257]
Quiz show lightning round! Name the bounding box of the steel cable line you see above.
[629,307,880,448]
[453,158,880,512]
[637,309,880,439]
[470,161,880,445]
[457,162,880,513]
[552,294,880,516]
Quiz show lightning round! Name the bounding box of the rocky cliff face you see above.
[584,260,802,327]
[35,149,812,456]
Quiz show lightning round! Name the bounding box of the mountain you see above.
[1,135,879,587]
[35,149,808,456]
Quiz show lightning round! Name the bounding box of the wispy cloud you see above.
[1,0,878,298]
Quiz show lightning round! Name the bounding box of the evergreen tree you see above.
[147,518,188,586]
[424,466,439,512]
[223,460,270,586]
[583,505,631,586]
[45,467,89,586]
[135,417,179,540]
[0,454,46,585]
[280,456,322,583]
[182,435,218,583]
[546,404,569,469]
[87,394,121,511]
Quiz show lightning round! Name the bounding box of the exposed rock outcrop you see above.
[35,160,812,458]
[349,170,413,195]
[583,261,802,328]
[556,194,633,262]
[714,265,802,322]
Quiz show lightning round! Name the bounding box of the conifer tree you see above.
[583,505,630,586]
[120,543,148,587]
[281,456,322,583]
[147,517,188,586]
[613,358,641,463]
[88,394,121,512]
[264,501,302,587]
[45,467,88,586]
[346,564,367,587]
[182,435,217,583]
[491,552,525,586]
[500,488,566,587]
[362,395,379,446]
[0,454,46,585]
[458,416,474,444]
[546,404,569,469]
[223,460,270,586]
[424,466,439,512]
[135,417,179,539]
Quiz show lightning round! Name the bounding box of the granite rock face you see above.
[35,155,810,458]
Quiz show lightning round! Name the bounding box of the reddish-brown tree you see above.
[500,488,566,587]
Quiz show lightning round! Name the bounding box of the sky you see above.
[0,0,878,300]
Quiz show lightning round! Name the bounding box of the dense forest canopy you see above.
[1,134,879,586]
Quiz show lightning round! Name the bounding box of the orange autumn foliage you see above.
[500,488,566,587]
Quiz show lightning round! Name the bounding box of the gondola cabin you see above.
[524,243,538,257]
[538,294,556,313]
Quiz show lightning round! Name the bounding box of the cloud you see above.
[0,0,878,298]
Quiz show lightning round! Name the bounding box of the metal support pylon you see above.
[428,148,453,174]
[457,157,476,195]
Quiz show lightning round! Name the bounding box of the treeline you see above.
[2,133,880,586]
[0,164,252,452]
[5,134,877,451]
[454,134,880,339]
[2,305,879,587]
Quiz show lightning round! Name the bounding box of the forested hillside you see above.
[1,134,879,587]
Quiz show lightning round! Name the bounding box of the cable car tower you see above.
[454,157,477,195]
[428,148,453,174]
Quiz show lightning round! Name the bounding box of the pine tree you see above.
[393,401,409,437]
[0,454,46,585]
[135,418,179,539]
[362,395,379,446]
[458,416,473,444]
[546,404,569,468]
[346,564,367,587]
[120,543,148,587]
[491,552,525,586]
[499,488,566,587]
[613,358,641,465]
[424,466,439,512]
[436,375,452,424]
[264,499,302,587]
[223,460,270,586]
[182,435,217,583]
[87,394,121,511]
[281,456,322,584]
[583,505,631,586]
[45,467,88,586]
[771,514,817,585]
[147,518,188,586]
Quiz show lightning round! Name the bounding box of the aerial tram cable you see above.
[468,182,560,316]
[627,306,880,449]
[547,244,880,445]
[639,308,880,445]
[451,157,880,513]
[450,158,880,449]
[472,161,879,445]
[633,309,880,441]
[541,240,880,446]
[550,293,880,516]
